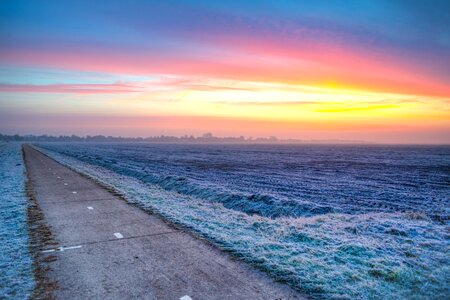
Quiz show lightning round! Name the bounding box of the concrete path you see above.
[23,145,302,300]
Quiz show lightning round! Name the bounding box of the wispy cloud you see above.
[155,76,257,92]
[0,82,144,94]
[315,104,398,113]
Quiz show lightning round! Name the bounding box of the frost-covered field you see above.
[37,143,449,299]
[0,142,34,299]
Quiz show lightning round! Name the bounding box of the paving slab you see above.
[23,145,304,300]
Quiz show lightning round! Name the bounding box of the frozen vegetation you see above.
[37,143,449,299]
[0,142,34,299]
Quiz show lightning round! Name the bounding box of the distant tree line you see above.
[0,132,279,143]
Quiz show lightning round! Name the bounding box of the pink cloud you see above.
[1,33,449,97]
[0,82,143,94]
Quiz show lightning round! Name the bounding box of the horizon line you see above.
[2,133,450,146]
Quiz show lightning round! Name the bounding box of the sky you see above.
[0,0,449,143]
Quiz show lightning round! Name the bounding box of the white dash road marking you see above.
[114,232,124,239]
[41,249,56,253]
[57,176,61,179]
[180,296,193,300]
[72,191,77,194]
[87,206,94,210]
[64,183,68,185]
[41,245,82,253]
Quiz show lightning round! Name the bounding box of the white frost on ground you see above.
[38,145,449,300]
[0,142,34,299]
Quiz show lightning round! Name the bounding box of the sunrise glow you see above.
[1,1,449,143]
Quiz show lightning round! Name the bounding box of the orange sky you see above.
[1,1,449,143]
